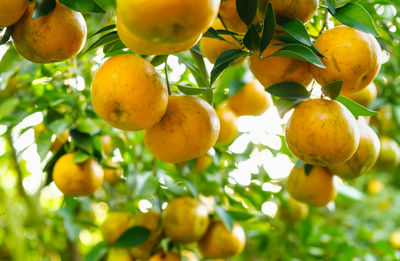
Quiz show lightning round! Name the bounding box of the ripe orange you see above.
[107,249,133,261]
[149,252,180,261]
[328,117,380,180]
[194,154,213,173]
[249,40,313,88]
[101,212,134,244]
[227,80,273,116]
[198,221,246,259]
[279,197,309,222]
[285,98,360,166]
[116,17,200,55]
[12,2,87,63]
[258,0,319,23]
[0,0,27,27]
[103,165,123,185]
[199,20,243,64]
[162,197,209,243]
[53,153,103,196]
[117,0,220,44]
[91,54,168,131]
[375,136,400,170]
[50,129,70,152]
[286,165,337,206]
[344,83,377,107]
[143,95,220,163]
[219,0,261,33]
[311,26,381,94]
[216,106,239,145]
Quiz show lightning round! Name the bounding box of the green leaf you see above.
[113,226,151,248]
[36,132,52,161]
[336,96,377,118]
[243,24,261,51]
[203,27,225,41]
[48,118,70,135]
[177,85,208,95]
[0,27,12,45]
[84,32,119,54]
[92,0,116,9]
[266,82,311,99]
[89,24,116,38]
[70,129,93,154]
[227,210,256,221]
[59,0,105,13]
[260,2,275,53]
[322,80,343,100]
[85,241,108,261]
[76,118,101,135]
[275,98,304,118]
[228,79,246,97]
[180,60,206,87]
[33,0,56,20]
[214,205,234,231]
[73,150,90,163]
[151,55,169,67]
[325,0,336,14]
[268,43,325,68]
[103,40,126,54]
[210,49,247,85]
[0,97,19,118]
[278,19,313,47]
[183,179,198,198]
[236,0,258,26]
[333,3,378,36]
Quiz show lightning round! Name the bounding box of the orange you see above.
[117,0,220,44]
[391,231,400,249]
[101,135,113,155]
[286,165,337,206]
[285,98,360,166]
[375,136,400,170]
[310,26,381,94]
[198,221,246,259]
[249,40,313,88]
[101,212,134,244]
[50,129,70,152]
[143,95,220,163]
[116,17,200,55]
[258,0,319,23]
[53,153,103,196]
[162,197,209,244]
[149,252,180,261]
[328,117,380,180]
[107,249,133,261]
[194,154,213,173]
[366,179,384,195]
[227,80,273,116]
[279,197,309,222]
[103,165,123,185]
[0,0,27,27]
[12,2,87,63]
[219,0,261,33]
[199,20,243,64]
[91,54,168,131]
[344,83,377,107]
[216,106,239,144]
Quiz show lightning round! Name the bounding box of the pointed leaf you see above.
[0,27,12,45]
[89,24,116,38]
[278,19,313,47]
[228,79,246,97]
[203,27,225,41]
[73,150,91,163]
[59,0,105,13]
[268,44,325,68]
[243,24,261,51]
[266,81,311,99]
[336,96,378,118]
[85,241,108,261]
[260,2,275,53]
[275,98,304,118]
[177,86,208,95]
[113,226,151,248]
[325,0,336,14]
[210,49,247,85]
[33,0,56,19]
[236,0,258,26]
[215,205,234,231]
[322,80,343,100]
[84,31,119,54]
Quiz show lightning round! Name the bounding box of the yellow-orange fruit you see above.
[53,153,104,196]
[198,221,246,259]
[285,98,360,166]
[117,0,220,44]
[249,41,313,88]
[345,83,377,107]
[279,197,309,222]
[50,129,70,152]
[194,154,213,173]
[12,2,87,63]
[286,165,337,206]
[311,26,381,94]
[199,20,243,64]
[391,231,400,249]
[116,17,200,55]
[366,179,384,195]
[143,95,220,163]
[328,117,380,180]
[163,197,209,243]
[0,0,27,27]
[103,167,123,185]
[216,106,239,144]
[149,252,180,261]
[258,0,319,23]
[107,249,133,261]
[101,212,134,244]
[219,0,261,33]
[91,54,168,131]
[375,136,400,170]
[227,80,273,116]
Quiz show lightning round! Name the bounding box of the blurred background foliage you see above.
[0,0,400,260]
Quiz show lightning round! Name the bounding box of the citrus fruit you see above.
[107,248,133,261]
[279,197,309,222]
[101,212,133,244]
[310,26,382,94]
[199,19,243,64]
[366,179,384,195]
[249,40,313,88]
[285,98,360,166]
[258,0,319,23]
[50,129,70,152]
[198,221,246,259]
[219,0,261,33]
[390,231,400,249]
[91,54,168,131]
[375,136,400,170]
[143,95,220,163]
[163,197,209,244]
[328,117,380,180]
[286,165,337,206]
[194,154,213,173]
[0,0,27,27]
[116,17,200,55]
[12,2,87,63]
[103,164,123,185]
[52,153,103,196]
[117,0,220,44]
[216,105,239,145]
[101,135,113,155]
[227,80,273,116]
[149,252,180,261]
[344,83,377,107]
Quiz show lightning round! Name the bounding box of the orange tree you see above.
[0,0,400,260]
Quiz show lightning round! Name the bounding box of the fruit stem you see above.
[164,59,171,95]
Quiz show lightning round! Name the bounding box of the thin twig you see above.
[164,58,171,95]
